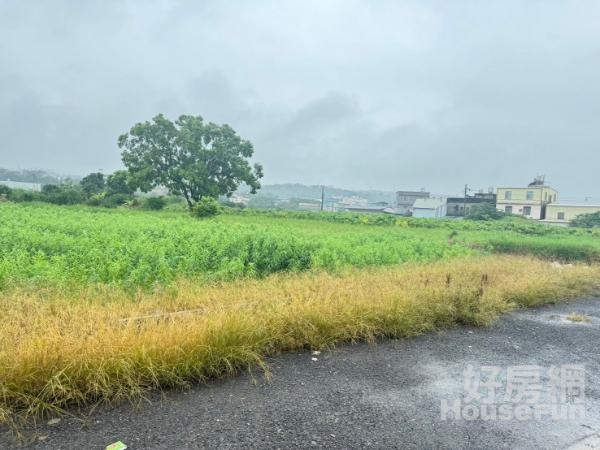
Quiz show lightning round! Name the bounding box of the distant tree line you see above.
[0,170,166,209]
[0,168,74,185]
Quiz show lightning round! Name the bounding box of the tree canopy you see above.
[118,114,263,208]
[106,170,135,195]
[466,202,506,221]
[80,172,105,197]
[570,211,600,228]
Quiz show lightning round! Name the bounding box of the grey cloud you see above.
[1,0,599,198]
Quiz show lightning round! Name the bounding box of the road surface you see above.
[3,297,600,449]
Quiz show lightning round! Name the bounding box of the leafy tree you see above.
[41,184,61,194]
[570,211,600,228]
[118,114,263,209]
[466,202,505,221]
[80,172,105,197]
[106,170,135,195]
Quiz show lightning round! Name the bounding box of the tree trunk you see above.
[181,186,193,209]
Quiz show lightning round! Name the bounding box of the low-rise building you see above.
[447,192,497,217]
[544,203,600,225]
[496,177,558,220]
[396,190,430,215]
[341,201,390,214]
[412,197,447,219]
[0,180,41,191]
[297,201,322,211]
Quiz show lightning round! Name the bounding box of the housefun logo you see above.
[441,364,586,421]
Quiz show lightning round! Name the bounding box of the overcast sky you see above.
[1,1,599,198]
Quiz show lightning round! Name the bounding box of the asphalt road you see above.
[3,297,600,450]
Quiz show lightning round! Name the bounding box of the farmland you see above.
[2,203,600,290]
[1,202,600,428]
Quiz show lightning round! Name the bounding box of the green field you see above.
[2,202,600,428]
[1,202,599,290]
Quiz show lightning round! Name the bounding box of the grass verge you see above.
[1,255,599,429]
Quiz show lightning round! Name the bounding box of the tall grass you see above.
[483,237,600,263]
[1,256,598,427]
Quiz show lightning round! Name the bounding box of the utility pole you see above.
[463,184,469,217]
[320,185,325,212]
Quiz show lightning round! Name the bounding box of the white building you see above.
[395,190,430,215]
[0,180,41,191]
[412,197,447,219]
[543,203,600,225]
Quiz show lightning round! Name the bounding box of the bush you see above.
[85,194,104,207]
[125,198,142,208]
[100,193,131,208]
[7,189,37,202]
[0,185,11,196]
[143,196,167,210]
[40,185,85,205]
[192,197,221,218]
[570,211,600,228]
[467,203,505,221]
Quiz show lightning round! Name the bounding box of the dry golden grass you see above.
[1,255,599,428]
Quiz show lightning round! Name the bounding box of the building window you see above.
[523,206,532,216]
[557,212,565,220]
[505,206,513,214]
[526,191,534,200]
[504,191,512,200]
[544,193,548,201]
[553,194,557,202]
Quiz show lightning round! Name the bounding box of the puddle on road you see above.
[519,311,596,327]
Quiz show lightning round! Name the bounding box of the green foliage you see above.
[40,184,85,205]
[231,208,590,237]
[2,170,135,208]
[0,203,472,289]
[6,188,36,202]
[100,193,131,208]
[80,172,105,197]
[1,203,599,291]
[485,238,600,263]
[106,170,135,195]
[85,194,104,207]
[143,196,167,210]
[570,211,600,228]
[119,114,263,208]
[191,196,221,217]
[466,203,505,221]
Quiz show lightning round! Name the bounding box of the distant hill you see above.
[0,168,396,205]
[239,183,396,203]
[0,168,80,185]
